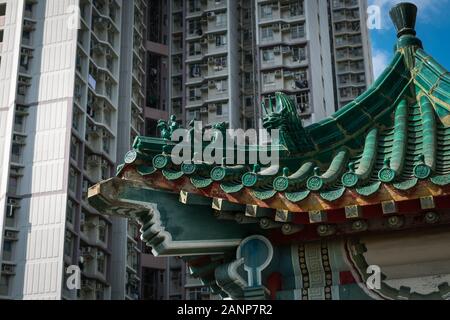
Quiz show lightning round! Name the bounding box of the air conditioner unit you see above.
[16,105,29,114]
[88,155,101,166]
[21,48,34,57]
[1,264,15,274]
[282,46,291,54]
[13,135,26,144]
[23,20,36,31]
[200,107,208,114]
[281,24,290,31]
[284,71,293,79]
[7,198,20,207]
[5,230,18,240]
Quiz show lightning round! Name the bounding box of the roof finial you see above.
[389,2,418,38]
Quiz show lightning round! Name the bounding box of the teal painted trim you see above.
[191,177,213,189]
[136,165,156,176]
[356,182,382,197]
[251,189,277,200]
[162,170,184,181]
[210,165,247,183]
[431,174,450,186]
[220,183,244,194]
[284,190,310,203]
[116,164,125,176]
[419,95,437,171]
[320,188,346,202]
[393,178,418,190]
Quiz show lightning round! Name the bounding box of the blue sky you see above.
[368,0,450,78]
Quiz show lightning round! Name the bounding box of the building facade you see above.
[167,0,373,128]
[0,0,147,300]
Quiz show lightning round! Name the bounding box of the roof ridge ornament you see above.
[389,2,418,38]
[390,2,423,51]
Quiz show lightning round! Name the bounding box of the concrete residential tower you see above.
[0,0,146,300]
[168,0,373,128]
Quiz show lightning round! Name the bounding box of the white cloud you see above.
[372,49,390,78]
[368,0,450,29]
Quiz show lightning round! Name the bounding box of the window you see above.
[98,220,107,243]
[103,136,110,154]
[11,144,22,163]
[216,104,222,116]
[14,114,25,133]
[70,136,79,161]
[2,240,13,261]
[190,64,201,78]
[263,72,275,84]
[0,4,6,17]
[290,0,304,16]
[68,167,78,193]
[0,276,9,296]
[189,0,201,13]
[293,47,306,62]
[0,30,3,43]
[214,56,227,70]
[262,49,275,62]
[215,80,227,92]
[189,42,202,56]
[216,13,226,27]
[188,19,202,35]
[296,92,309,113]
[261,26,273,41]
[215,34,227,47]
[291,23,305,39]
[97,251,106,274]
[22,30,31,45]
[245,97,253,107]
[189,87,202,101]
[66,199,75,225]
[64,232,73,257]
[8,177,19,195]
[260,5,273,19]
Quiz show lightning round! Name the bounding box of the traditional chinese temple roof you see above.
[90,2,450,243]
[87,4,450,300]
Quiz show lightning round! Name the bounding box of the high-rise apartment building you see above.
[0,0,147,300]
[167,0,373,128]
